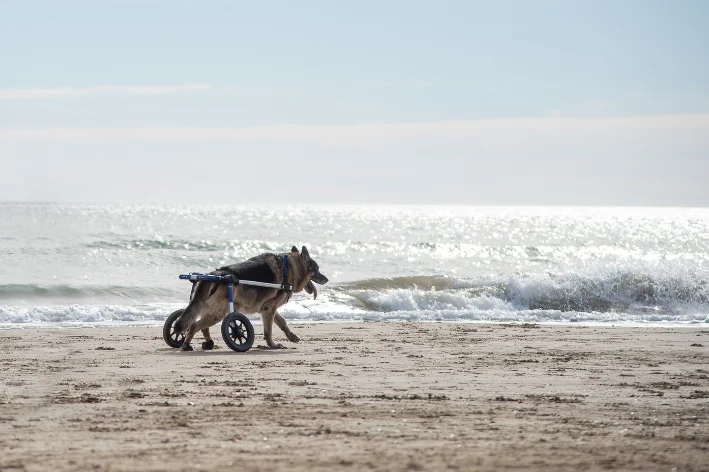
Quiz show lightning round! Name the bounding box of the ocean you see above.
[1,203,708,328]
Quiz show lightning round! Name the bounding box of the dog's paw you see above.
[286,332,301,343]
[180,344,194,352]
[267,343,286,349]
[201,340,215,350]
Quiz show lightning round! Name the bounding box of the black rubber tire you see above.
[221,312,255,352]
[163,309,186,348]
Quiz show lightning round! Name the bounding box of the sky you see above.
[0,0,707,206]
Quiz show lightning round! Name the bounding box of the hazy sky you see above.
[1,0,707,205]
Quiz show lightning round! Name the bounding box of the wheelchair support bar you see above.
[179,273,292,291]
[227,284,234,313]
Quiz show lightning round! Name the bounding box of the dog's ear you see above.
[291,246,299,253]
[301,246,311,261]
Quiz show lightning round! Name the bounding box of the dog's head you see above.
[292,245,328,299]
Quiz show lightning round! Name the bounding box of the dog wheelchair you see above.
[162,272,292,352]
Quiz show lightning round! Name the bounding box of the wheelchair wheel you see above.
[163,309,186,348]
[221,312,255,352]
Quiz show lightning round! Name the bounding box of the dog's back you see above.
[215,253,278,284]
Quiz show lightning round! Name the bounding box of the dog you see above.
[173,246,328,351]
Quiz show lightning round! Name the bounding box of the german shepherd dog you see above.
[173,246,328,351]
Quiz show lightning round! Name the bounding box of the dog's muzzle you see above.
[312,273,328,285]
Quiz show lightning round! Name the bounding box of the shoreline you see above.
[1,322,708,471]
[2,318,709,330]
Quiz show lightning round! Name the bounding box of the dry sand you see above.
[1,322,708,471]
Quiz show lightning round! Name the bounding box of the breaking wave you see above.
[2,268,708,328]
[0,303,181,328]
[336,270,709,316]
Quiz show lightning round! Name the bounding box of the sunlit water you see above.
[1,203,708,328]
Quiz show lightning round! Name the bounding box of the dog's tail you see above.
[172,281,209,334]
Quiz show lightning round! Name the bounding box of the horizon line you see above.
[1,200,707,210]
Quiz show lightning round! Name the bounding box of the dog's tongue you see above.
[307,281,317,300]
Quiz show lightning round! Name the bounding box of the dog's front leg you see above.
[274,311,300,343]
[261,311,284,348]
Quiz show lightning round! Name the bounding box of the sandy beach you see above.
[1,322,708,471]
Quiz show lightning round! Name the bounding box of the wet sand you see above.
[1,322,708,471]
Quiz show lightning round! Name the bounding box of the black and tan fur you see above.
[173,246,328,351]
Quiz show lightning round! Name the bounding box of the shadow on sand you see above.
[157,346,296,357]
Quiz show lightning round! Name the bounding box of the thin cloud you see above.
[0,83,210,100]
[0,114,707,145]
